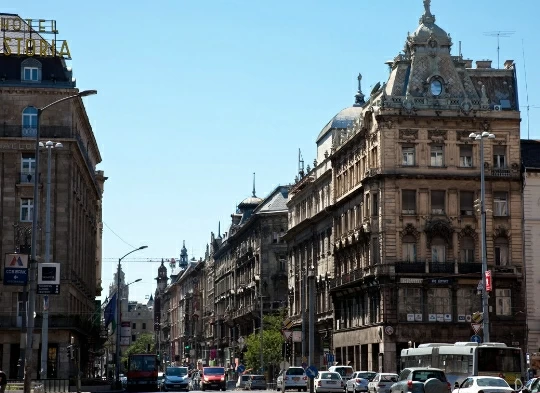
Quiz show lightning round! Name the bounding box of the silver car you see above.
[346,372,377,393]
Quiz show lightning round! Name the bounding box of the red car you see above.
[201,366,226,391]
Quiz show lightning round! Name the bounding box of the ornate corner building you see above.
[328,1,525,372]
[0,14,105,378]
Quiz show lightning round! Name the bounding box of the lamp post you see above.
[24,89,97,393]
[469,130,495,343]
[116,247,148,389]
[39,140,63,380]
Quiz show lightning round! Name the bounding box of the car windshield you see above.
[412,371,447,382]
[241,376,251,381]
[357,372,376,380]
[334,368,353,376]
[167,368,188,376]
[380,375,398,382]
[287,368,305,376]
[320,373,341,380]
[251,376,265,381]
[129,355,157,372]
[205,367,225,375]
[477,378,509,387]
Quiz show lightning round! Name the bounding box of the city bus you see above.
[126,353,159,391]
[400,342,524,388]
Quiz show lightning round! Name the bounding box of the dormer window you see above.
[23,67,39,81]
[20,58,42,83]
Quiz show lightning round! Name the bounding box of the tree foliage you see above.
[243,314,284,373]
[122,332,155,363]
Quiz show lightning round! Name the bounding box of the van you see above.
[201,366,226,391]
[328,366,355,382]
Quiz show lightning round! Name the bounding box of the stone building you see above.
[0,14,104,378]
[329,1,525,372]
[521,140,540,367]
[155,259,171,369]
[212,185,289,369]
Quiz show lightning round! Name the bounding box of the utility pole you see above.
[308,268,315,393]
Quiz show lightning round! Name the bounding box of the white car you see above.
[454,377,513,393]
[276,367,308,392]
[329,366,355,383]
[367,373,398,393]
[314,371,345,393]
[346,371,377,393]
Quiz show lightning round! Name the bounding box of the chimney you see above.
[504,60,514,69]
[464,59,473,68]
[476,60,492,69]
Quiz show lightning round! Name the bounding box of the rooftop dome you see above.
[316,106,363,143]
[238,195,263,209]
[408,0,451,47]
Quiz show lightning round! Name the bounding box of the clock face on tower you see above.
[431,80,443,96]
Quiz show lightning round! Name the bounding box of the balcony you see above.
[490,167,511,177]
[19,171,35,184]
[1,124,73,139]
[458,262,482,274]
[395,261,425,273]
[429,261,454,274]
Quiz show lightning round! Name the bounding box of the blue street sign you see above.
[306,365,318,379]
[327,354,335,365]
[3,267,28,285]
[471,335,482,343]
[237,364,245,374]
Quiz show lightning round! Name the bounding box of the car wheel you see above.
[202,386,206,391]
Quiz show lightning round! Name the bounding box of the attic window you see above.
[23,67,38,81]
[20,58,42,82]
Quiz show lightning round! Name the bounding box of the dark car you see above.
[390,368,450,393]
[246,375,266,390]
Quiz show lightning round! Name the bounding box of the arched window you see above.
[431,237,446,262]
[22,106,38,137]
[402,234,417,262]
[460,236,475,263]
[21,58,42,82]
[494,237,509,266]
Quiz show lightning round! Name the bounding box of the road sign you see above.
[237,364,245,374]
[472,311,483,323]
[282,330,292,340]
[306,365,318,379]
[3,254,29,286]
[292,331,302,342]
[37,284,60,294]
[485,270,492,292]
[471,335,482,343]
[471,323,482,334]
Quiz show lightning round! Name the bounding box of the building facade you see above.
[0,14,104,379]
[329,1,525,372]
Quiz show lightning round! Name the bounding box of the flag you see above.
[104,293,117,332]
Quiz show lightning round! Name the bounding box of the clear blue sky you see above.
[5,0,539,304]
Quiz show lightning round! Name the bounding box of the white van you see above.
[328,366,354,382]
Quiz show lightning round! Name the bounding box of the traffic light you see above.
[185,344,190,350]
[67,345,74,360]
[157,352,161,361]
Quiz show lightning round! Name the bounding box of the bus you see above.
[400,342,524,388]
[126,353,159,392]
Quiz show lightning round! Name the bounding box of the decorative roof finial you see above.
[355,73,365,105]
[252,172,256,197]
[423,0,432,16]
[420,0,436,25]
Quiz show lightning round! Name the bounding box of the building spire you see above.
[420,0,435,24]
[355,73,365,105]
[252,172,256,197]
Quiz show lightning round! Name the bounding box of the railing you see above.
[429,262,454,274]
[6,379,69,393]
[395,261,425,273]
[491,167,511,177]
[1,124,73,139]
[19,171,35,183]
[458,262,482,274]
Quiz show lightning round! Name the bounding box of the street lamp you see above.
[116,246,148,389]
[39,141,63,380]
[469,130,496,343]
[24,89,97,393]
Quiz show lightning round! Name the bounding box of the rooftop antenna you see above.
[252,172,256,197]
[298,148,305,178]
[483,30,515,69]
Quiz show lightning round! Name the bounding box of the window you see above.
[402,190,416,214]
[398,288,422,321]
[431,237,446,262]
[21,153,36,183]
[402,235,417,262]
[142,323,146,330]
[495,288,511,316]
[460,191,474,216]
[493,146,506,168]
[457,288,481,315]
[372,193,378,216]
[494,238,509,266]
[493,192,508,216]
[430,145,444,167]
[132,322,136,329]
[459,145,473,167]
[22,106,38,137]
[132,335,137,342]
[427,288,452,316]
[431,191,445,214]
[460,237,475,263]
[371,237,380,265]
[402,146,415,166]
[23,67,39,81]
[20,199,33,222]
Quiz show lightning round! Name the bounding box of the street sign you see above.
[237,364,245,374]
[306,365,318,379]
[471,335,482,343]
[471,323,482,334]
[37,284,60,294]
[485,270,492,292]
[472,311,483,323]
[37,262,61,294]
[282,329,292,340]
[292,331,302,342]
[3,254,29,286]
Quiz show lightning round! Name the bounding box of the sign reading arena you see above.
[1,16,71,58]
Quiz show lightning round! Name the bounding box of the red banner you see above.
[485,270,492,292]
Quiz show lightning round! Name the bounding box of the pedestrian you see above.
[0,369,7,393]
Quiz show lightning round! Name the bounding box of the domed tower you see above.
[156,259,168,293]
[238,174,263,224]
[179,240,188,270]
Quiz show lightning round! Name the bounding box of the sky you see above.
[4,0,539,304]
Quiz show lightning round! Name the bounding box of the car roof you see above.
[403,367,445,372]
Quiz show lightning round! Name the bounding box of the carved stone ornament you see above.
[424,218,454,247]
[402,94,415,114]
[399,129,419,140]
[458,224,478,242]
[493,225,510,240]
[457,130,471,141]
[401,223,420,242]
[460,99,473,115]
[428,129,447,140]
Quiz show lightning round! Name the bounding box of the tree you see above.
[121,333,155,364]
[243,314,284,375]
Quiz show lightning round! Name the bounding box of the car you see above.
[119,374,127,388]
[524,378,540,393]
[329,367,355,383]
[246,375,267,390]
[276,367,308,392]
[314,371,345,393]
[346,371,377,393]
[453,377,514,393]
[201,366,227,391]
[367,373,398,393]
[237,375,253,390]
[390,367,450,393]
[162,366,191,391]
